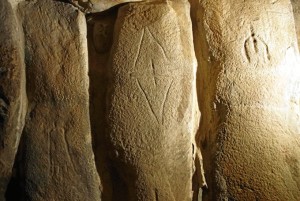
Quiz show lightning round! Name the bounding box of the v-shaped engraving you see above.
[132,27,175,124]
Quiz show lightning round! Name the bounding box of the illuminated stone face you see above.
[105,2,200,200]
[0,0,300,200]
[190,0,300,200]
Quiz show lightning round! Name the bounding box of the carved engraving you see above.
[93,21,114,53]
[133,28,145,69]
[130,27,176,124]
[136,79,160,123]
[49,130,55,177]
[244,26,271,65]
[146,28,170,60]
[155,188,159,201]
[62,129,76,172]
[49,128,75,178]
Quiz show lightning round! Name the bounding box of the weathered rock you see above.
[87,11,117,201]
[69,0,142,13]
[106,1,200,200]
[292,0,300,47]
[19,0,101,200]
[190,0,300,200]
[0,0,27,199]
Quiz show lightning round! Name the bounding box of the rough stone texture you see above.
[106,1,200,200]
[69,0,142,13]
[19,0,101,200]
[292,0,300,47]
[190,0,300,200]
[0,0,27,199]
[87,10,117,201]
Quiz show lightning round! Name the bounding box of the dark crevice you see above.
[109,164,129,201]
[5,131,26,201]
[87,7,118,201]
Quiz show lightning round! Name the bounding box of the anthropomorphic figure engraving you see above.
[19,0,101,200]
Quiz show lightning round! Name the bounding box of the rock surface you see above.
[19,0,101,200]
[69,0,142,13]
[0,0,26,199]
[106,1,199,200]
[190,0,300,200]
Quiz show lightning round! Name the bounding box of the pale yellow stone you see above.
[190,0,300,200]
[106,1,201,200]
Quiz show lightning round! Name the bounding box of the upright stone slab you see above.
[106,1,199,200]
[20,0,101,200]
[190,0,300,200]
[0,0,26,198]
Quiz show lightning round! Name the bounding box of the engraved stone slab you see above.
[20,0,101,200]
[190,0,300,200]
[0,0,26,198]
[106,2,199,200]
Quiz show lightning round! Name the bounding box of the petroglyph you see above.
[244,27,271,65]
[146,27,169,60]
[136,79,160,124]
[130,27,176,124]
[93,21,114,53]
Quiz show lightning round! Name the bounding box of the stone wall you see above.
[0,0,299,201]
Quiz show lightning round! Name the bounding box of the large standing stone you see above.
[190,0,300,200]
[106,1,200,200]
[19,0,101,200]
[0,0,27,199]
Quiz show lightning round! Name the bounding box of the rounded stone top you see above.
[69,0,143,13]
[68,0,188,13]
